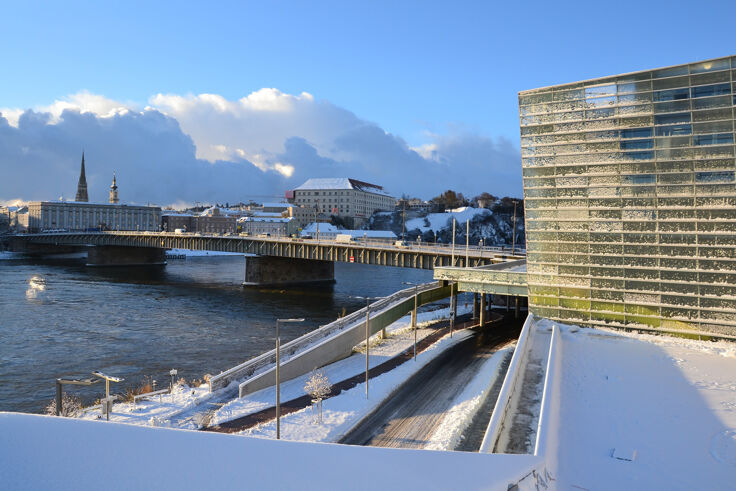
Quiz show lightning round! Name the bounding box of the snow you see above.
[211,305,472,433]
[78,304,471,431]
[0,412,542,490]
[424,346,514,451]
[405,207,490,233]
[537,318,736,489]
[300,222,339,234]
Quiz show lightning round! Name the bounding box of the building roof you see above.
[294,178,392,197]
[238,216,293,223]
[261,202,295,209]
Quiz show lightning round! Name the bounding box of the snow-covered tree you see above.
[304,370,331,423]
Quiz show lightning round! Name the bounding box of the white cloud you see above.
[0,89,522,204]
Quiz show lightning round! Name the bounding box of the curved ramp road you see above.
[339,317,521,450]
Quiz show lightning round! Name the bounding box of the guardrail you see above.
[208,281,446,392]
[479,314,535,453]
[133,388,171,406]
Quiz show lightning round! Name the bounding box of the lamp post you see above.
[402,282,420,361]
[465,218,470,267]
[451,218,456,265]
[276,317,305,439]
[350,295,383,399]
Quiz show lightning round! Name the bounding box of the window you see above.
[621,128,653,139]
[696,171,735,183]
[694,133,734,146]
[656,124,692,136]
[691,59,730,74]
[691,83,731,98]
[655,113,691,125]
[623,174,655,185]
[654,88,689,101]
[627,151,654,160]
[620,139,653,150]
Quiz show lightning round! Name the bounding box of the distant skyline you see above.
[1,1,734,205]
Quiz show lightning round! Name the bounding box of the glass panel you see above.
[691,83,731,98]
[654,88,690,101]
[695,171,735,183]
[690,59,730,74]
[655,124,692,136]
[620,127,653,139]
[655,113,691,125]
[620,139,653,150]
[694,133,735,146]
[653,66,689,79]
[654,100,691,113]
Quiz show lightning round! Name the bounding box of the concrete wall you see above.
[238,284,452,396]
[87,246,166,266]
[243,255,335,287]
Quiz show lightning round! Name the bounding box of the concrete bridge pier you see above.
[243,255,335,287]
[86,246,166,266]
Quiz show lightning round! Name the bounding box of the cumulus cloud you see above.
[0,89,522,206]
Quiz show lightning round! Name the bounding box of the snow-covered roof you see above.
[338,230,397,239]
[294,178,392,196]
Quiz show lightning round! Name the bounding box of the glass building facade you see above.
[519,56,736,336]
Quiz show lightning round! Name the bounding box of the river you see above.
[0,254,433,413]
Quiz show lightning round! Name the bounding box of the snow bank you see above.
[0,412,544,491]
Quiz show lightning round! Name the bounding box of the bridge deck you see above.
[14,232,525,270]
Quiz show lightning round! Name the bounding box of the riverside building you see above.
[519,55,736,336]
[289,178,396,228]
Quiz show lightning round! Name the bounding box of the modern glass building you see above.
[519,55,736,336]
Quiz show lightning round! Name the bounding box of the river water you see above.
[0,255,432,413]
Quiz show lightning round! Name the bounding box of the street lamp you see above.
[276,317,305,439]
[350,295,383,399]
[402,282,420,361]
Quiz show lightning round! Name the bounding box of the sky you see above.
[1,0,734,206]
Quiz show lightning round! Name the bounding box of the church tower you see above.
[109,173,119,204]
[75,152,89,202]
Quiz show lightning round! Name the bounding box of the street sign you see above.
[350,256,355,263]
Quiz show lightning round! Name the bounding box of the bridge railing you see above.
[208,281,442,392]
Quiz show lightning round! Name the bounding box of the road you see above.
[338,316,521,450]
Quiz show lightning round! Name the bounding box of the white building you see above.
[23,201,161,233]
[291,178,396,228]
[238,216,299,237]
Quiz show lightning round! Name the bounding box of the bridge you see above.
[10,231,524,286]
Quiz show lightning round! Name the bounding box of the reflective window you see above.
[623,174,656,184]
[694,133,735,146]
[696,171,735,182]
[691,83,731,98]
[654,88,689,101]
[653,66,688,78]
[656,124,692,136]
[585,84,617,98]
[655,113,691,125]
[627,151,654,160]
[620,139,654,150]
[621,127,653,139]
[691,59,730,74]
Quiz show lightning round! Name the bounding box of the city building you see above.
[238,216,298,236]
[161,208,239,235]
[24,201,161,233]
[518,55,736,336]
[290,178,396,228]
[299,222,397,242]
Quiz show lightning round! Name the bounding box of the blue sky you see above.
[1,1,734,204]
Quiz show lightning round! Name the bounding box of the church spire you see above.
[109,172,119,204]
[75,152,89,202]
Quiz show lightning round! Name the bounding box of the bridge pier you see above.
[243,255,335,287]
[86,246,166,266]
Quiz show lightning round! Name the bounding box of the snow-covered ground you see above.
[406,207,490,233]
[0,412,542,491]
[79,304,471,430]
[539,319,736,489]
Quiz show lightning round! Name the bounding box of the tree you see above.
[304,369,331,423]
